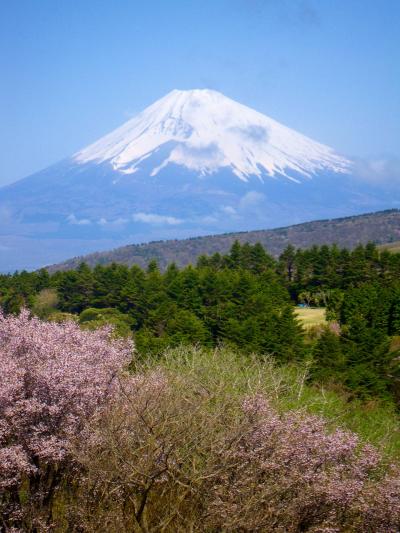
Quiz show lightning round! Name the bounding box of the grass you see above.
[295,306,326,328]
[140,346,400,460]
[390,336,400,352]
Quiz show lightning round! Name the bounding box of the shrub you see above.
[79,307,134,338]
[32,288,59,319]
[70,348,400,532]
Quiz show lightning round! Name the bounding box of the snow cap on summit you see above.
[75,89,350,182]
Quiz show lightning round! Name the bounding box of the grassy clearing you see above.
[139,346,400,459]
[390,336,400,352]
[378,241,400,253]
[295,306,326,328]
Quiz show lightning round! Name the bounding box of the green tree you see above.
[79,307,134,338]
[311,328,346,384]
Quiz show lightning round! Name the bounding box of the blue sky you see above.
[1,0,399,186]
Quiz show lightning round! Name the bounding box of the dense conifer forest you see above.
[2,240,400,404]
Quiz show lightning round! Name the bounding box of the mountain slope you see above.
[1,89,399,272]
[48,209,400,272]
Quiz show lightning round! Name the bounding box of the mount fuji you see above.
[0,89,398,271]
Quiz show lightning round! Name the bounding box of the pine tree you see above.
[311,328,346,384]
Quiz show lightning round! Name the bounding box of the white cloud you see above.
[98,217,128,226]
[353,156,400,185]
[200,215,219,224]
[132,212,183,225]
[239,191,266,210]
[67,214,91,225]
[221,205,237,215]
[230,124,269,143]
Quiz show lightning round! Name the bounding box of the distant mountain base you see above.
[48,209,400,272]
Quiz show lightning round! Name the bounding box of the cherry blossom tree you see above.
[0,310,133,531]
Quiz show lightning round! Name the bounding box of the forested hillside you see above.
[48,209,400,271]
[2,239,400,404]
[3,240,400,530]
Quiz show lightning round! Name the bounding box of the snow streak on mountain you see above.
[0,89,397,272]
[75,89,350,181]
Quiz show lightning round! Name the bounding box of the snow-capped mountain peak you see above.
[74,89,350,182]
[3,88,400,273]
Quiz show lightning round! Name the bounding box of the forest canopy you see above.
[1,240,400,404]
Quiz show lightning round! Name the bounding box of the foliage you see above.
[49,247,304,360]
[79,307,134,338]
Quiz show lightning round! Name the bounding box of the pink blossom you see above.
[0,309,132,491]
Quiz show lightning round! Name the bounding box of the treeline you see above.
[1,241,400,402]
[277,241,399,290]
[1,243,303,361]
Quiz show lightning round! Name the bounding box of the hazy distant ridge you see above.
[48,209,400,272]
